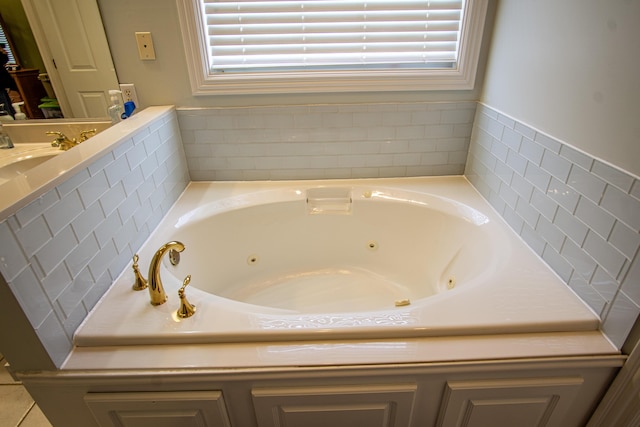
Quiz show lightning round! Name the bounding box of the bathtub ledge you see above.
[62,330,619,371]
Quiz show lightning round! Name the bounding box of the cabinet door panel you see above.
[437,376,584,427]
[84,391,231,427]
[252,383,417,427]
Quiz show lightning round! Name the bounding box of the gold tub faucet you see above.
[147,241,185,306]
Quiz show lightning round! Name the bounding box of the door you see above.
[20,0,119,118]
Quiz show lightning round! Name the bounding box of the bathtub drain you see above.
[247,255,259,265]
[367,241,378,251]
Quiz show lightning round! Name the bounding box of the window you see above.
[177,0,488,95]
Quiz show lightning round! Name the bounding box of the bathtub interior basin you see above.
[167,187,496,314]
[74,177,601,347]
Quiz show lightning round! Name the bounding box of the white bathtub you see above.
[74,177,599,346]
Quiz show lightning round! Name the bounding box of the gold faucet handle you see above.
[79,129,97,142]
[131,254,148,291]
[46,130,74,140]
[177,275,196,318]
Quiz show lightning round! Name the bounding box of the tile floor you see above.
[0,354,52,426]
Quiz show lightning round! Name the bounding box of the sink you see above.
[0,153,59,180]
[0,120,111,183]
[0,142,63,183]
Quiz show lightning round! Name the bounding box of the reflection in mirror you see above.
[20,0,120,119]
[0,7,57,120]
[2,0,119,119]
[0,118,112,185]
[0,13,20,117]
[0,14,20,68]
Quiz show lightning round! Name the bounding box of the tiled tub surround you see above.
[0,107,190,367]
[178,101,476,181]
[466,103,640,349]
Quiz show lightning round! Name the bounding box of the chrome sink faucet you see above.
[0,133,13,149]
[147,241,185,306]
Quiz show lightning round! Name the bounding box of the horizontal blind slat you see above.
[209,22,462,36]
[210,31,460,46]
[212,41,458,55]
[204,0,463,12]
[212,51,457,68]
[208,11,462,25]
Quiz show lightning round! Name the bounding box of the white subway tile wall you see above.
[466,104,640,349]
[177,102,476,181]
[0,111,189,366]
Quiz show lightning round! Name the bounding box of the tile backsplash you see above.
[466,103,640,348]
[0,110,189,366]
[177,102,476,181]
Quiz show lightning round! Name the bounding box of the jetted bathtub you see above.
[74,177,600,346]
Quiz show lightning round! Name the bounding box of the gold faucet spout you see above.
[147,241,185,306]
[46,131,78,151]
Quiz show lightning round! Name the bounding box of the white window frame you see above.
[177,0,488,95]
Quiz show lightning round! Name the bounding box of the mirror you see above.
[1,0,118,119]
[0,5,59,119]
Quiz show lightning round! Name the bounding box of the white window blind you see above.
[202,0,465,73]
[177,0,487,94]
[0,27,17,65]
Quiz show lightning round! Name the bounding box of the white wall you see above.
[96,0,493,108]
[481,0,640,177]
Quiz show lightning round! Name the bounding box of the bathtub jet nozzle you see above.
[148,241,185,306]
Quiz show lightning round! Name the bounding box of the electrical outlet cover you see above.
[119,83,140,108]
[135,32,156,60]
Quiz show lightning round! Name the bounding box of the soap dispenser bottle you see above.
[0,124,13,148]
[12,102,27,120]
[108,90,124,124]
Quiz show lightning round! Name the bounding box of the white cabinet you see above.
[251,383,417,427]
[436,376,585,427]
[22,357,618,426]
[84,391,231,427]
